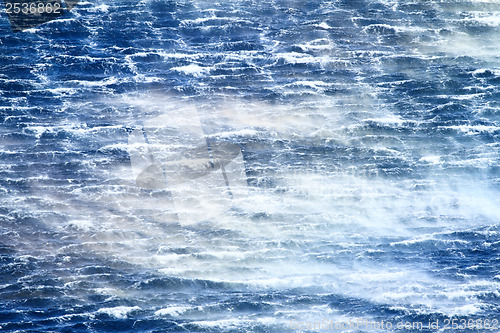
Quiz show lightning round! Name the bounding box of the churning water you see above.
[1,0,500,332]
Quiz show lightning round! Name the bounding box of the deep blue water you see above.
[1,0,500,332]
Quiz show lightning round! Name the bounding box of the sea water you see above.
[1,0,499,332]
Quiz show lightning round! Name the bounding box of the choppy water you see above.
[1,0,500,332]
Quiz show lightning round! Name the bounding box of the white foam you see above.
[275,52,320,64]
[88,4,109,12]
[96,306,141,319]
[170,64,212,77]
[296,38,335,52]
[181,16,253,26]
[69,77,119,87]
[316,22,332,29]
[441,125,499,134]
[154,306,190,317]
[419,155,442,164]
[473,68,500,76]
[207,129,259,138]
[462,12,500,27]
[67,219,95,232]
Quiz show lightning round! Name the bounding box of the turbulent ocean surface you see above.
[1,0,500,332]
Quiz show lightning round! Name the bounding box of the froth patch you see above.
[96,306,141,319]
